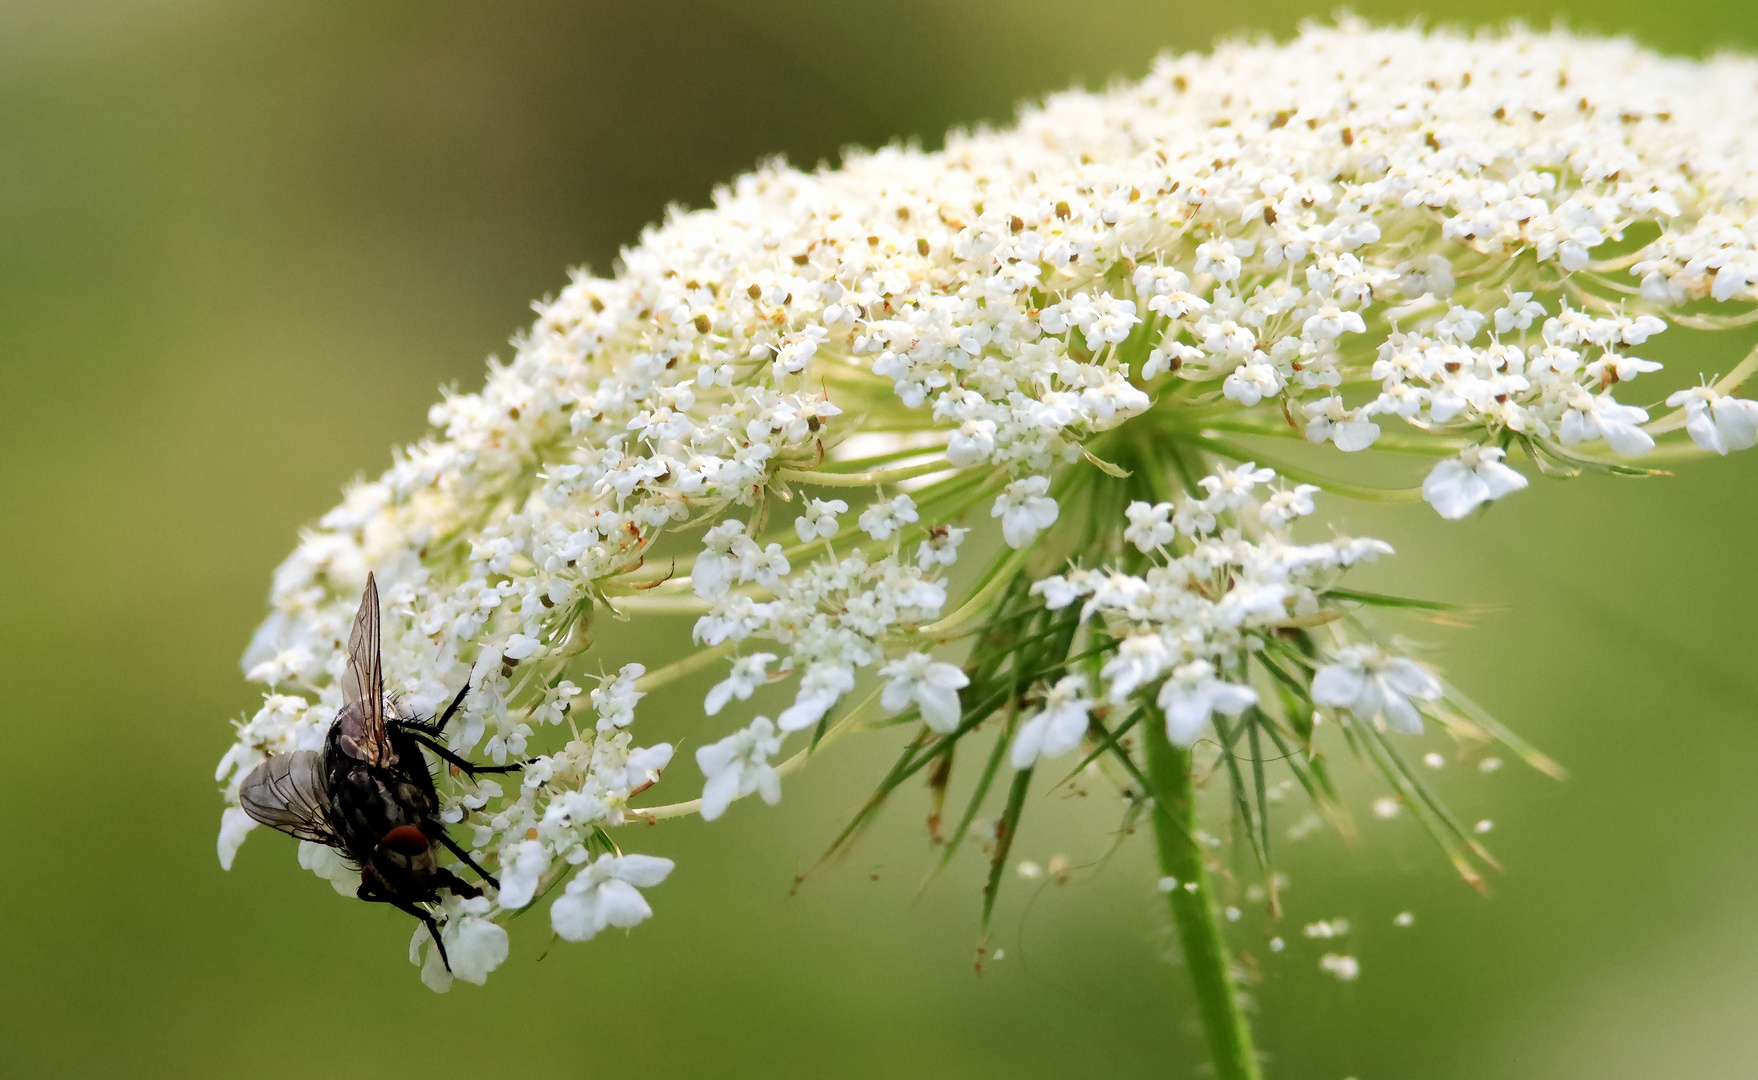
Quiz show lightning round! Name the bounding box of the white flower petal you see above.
[1311,664,1366,707]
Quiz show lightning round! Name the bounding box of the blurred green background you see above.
[4,1,1758,1077]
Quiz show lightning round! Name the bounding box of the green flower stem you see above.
[1145,711,1263,1080]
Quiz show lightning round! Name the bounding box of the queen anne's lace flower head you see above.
[217,19,1758,988]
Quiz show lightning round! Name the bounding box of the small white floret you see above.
[1666,386,1758,456]
[1312,647,1442,735]
[794,498,848,543]
[858,494,919,540]
[696,717,784,820]
[705,652,778,716]
[1156,660,1258,746]
[1422,445,1528,520]
[550,853,675,942]
[1010,674,1095,768]
[879,651,970,733]
[993,475,1060,549]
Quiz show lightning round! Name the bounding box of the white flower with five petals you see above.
[1422,445,1529,520]
[550,853,675,942]
[1311,648,1443,735]
[879,651,969,733]
[1157,661,1258,746]
[1010,675,1096,768]
[696,717,784,820]
[705,652,777,715]
[993,476,1060,548]
[1666,386,1758,455]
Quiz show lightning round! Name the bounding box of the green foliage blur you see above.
[4,2,1757,1076]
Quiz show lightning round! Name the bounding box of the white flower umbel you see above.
[217,22,1758,1044]
[1034,466,1407,749]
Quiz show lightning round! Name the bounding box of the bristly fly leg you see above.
[436,831,501,891]
[396,682,471,737]
[399,729,527,778]
[400,902,451,972]
[392,683,531,777]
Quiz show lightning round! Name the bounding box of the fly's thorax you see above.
[330,700,385,765]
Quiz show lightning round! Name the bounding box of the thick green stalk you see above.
[1144,711,1263,1080]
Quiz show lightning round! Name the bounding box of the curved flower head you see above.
[216,20,1758,995]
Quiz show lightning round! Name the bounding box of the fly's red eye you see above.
[381,825,429,856]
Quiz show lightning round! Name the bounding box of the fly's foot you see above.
[435,867,482,901]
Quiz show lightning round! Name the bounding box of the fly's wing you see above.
[238,750,340,845]
[337,573,388,763]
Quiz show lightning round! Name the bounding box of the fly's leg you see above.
[400,903,450,972]
[432,682,469,736]
[391,685,529,776]
[397,683,470,737]
[359,885,452,972]
[402,730,526,777]
[436,831,501,890]
[433,867,482,901]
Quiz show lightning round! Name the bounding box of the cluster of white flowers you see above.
[218,19,1758,988]
[1029,463,1414,752]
